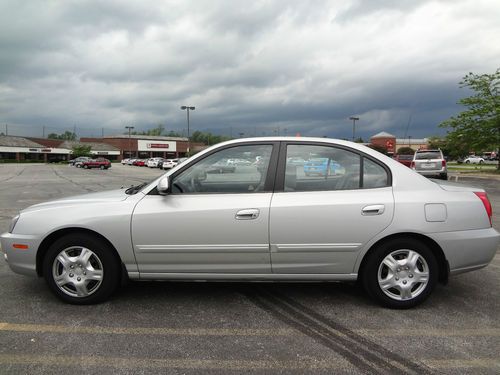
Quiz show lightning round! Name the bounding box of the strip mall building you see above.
[0,135,200,162]
[0,132,427,162]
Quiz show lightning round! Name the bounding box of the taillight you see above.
[410,161,415,169]
[442,160,446,167]
[474,192,492,226]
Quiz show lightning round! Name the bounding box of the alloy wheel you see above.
[377,249,429,301]
[52,246,104,298]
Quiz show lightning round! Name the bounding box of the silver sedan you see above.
[1,137,499,308]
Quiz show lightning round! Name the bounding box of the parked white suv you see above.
[147,158,164,168]
[162,159,178,170]
[411,149,447,180]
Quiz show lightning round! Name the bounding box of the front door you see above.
[132,143,278,275]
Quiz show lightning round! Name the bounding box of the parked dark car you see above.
[81,158,111,170]
[69,156,91,166]
[394,154,413,168]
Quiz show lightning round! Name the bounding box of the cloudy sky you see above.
[1,0,499,140]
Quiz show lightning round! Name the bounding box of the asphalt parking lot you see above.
[0,163,499,374]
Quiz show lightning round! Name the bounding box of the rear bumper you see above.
[428,228,500,275]
[0,232,41,277]
[414,168,447,176]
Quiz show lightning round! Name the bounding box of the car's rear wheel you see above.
[100,165,105,170]
[362,238,438,309]
[465,160,470,164]
[42,234,120,304]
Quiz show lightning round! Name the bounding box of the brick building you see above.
[80,135,205,161]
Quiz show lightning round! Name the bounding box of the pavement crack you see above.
[50,166,96,192]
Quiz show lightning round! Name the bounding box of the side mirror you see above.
[157,176,170,195]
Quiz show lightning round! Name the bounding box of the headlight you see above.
[9,214,20,233]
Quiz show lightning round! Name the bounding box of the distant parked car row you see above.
[393,150,447,180]
[69,156,111,170]
[121,157,188,170]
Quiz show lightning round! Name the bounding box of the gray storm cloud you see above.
[0,0,499,139]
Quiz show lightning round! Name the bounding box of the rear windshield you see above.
[415,152,441,160]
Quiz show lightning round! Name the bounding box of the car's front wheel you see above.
[42,234,121,304]
[362,238,438,309]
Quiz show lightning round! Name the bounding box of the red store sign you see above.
[147,143,170,149]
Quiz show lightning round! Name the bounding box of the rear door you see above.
[269,142,394,274]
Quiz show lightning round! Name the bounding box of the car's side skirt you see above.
[131,272,358,281]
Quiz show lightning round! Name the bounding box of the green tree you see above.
[48,131,76,140]
[354,137,364,143]
[368,144,388,155]
[128,124,165,136]
[396,146,414,155]
[71,144,91,158]
[440,69,500,169]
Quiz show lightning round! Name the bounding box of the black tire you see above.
[100,165,105,170]
[479,160,484,164]
[361,238,438,309]
[465,160,470,164]
[440,173,447,180]
[83,165,88,169]
[42,233,121,304]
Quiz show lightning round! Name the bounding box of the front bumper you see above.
[0,232,41,276]
[429,227,500,275]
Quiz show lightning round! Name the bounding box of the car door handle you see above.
[362,204,385,216]
[235,209,260,220]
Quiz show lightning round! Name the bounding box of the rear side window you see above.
[284,144,360,191]
[284,144,390,192]
[363,158,388,188]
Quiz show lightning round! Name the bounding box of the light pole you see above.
[180,105,195,156]
[349,116,359,142]
[125,126,134,158]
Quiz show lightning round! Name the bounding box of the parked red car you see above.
[81,158,111,170]
[394,154,413,168]
[133,159,146,166]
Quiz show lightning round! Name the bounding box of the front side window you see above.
[171,144,273,194]
[285,144,361,191]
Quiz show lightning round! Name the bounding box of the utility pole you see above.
[180,106,195,156]
[43,125,45,138]
[125,126,134,158]
[349,116,359,141]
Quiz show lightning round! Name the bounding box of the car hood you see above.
[432,179,484,192]
[21,189,129,213]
